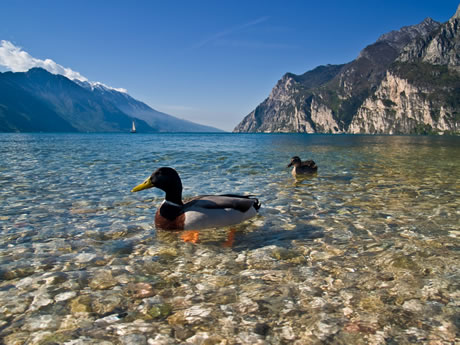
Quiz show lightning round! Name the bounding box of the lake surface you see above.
[0,133,459,344]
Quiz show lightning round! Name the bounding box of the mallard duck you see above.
[287,156,318,177]
[131,167,261,230]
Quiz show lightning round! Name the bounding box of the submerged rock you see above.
[22,314,60,332]
[88,270,118,290]
[70,295,92,314]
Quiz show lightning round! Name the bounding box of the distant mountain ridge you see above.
[234,6,460,135]
[0,68,222,133]
[77,80,220,132]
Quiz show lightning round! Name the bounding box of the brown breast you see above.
[155,209,185,230]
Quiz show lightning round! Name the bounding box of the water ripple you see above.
[0,133,459,344]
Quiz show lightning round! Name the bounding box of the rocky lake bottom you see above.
[0,133,459,345]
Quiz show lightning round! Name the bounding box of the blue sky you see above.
[0,1,458,131]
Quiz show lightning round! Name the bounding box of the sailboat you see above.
[130,120,137,133]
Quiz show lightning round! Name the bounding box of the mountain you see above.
[234,6,460,135]
[0,68,222,133]
[76,81,221,132]
[0,74,78,132]
[0,68,154,133]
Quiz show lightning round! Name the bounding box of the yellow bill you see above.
[131,177,154,192]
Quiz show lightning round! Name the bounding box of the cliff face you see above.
[398,6,460,69]
[234,65,343,133]
[348,70,458,134]
[350,6,460,134]
[234,6,460,134]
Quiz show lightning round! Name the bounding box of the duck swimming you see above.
[287,156,318,177]
[131,167,261,230]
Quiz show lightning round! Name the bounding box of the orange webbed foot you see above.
[222,228,236,248]
[180,230,200,244]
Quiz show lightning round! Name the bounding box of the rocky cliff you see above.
[350,6,460,134]
[234,6,460,134]
[348,68,458,134]
[234,64,344,133]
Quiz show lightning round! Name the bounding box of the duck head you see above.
[131,167,183,205]
[287,156,302,168]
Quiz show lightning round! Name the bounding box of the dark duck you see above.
[131,167,261,230]
[287,156,318,177]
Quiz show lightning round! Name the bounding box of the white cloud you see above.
[0,40,88,81]
[0,40,127,93]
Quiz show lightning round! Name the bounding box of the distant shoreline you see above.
[1,131,459,137]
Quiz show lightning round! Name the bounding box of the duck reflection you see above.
[156,227,238,247]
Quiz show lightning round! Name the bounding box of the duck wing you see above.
[183,195,260,213]
[301,160,317,169]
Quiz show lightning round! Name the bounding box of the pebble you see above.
[184,305,212,323]
[55,291,77,302]
[22,314,60,331]
[121,334,147,345]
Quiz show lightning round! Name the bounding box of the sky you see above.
[0,1,458,131]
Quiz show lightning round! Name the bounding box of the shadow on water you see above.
[230,224,324,251]
[321,174,354,183]
[154,222,324,252]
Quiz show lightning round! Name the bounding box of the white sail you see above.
[131,120,136,133]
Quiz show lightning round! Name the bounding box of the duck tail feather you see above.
[253,198,261,211]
